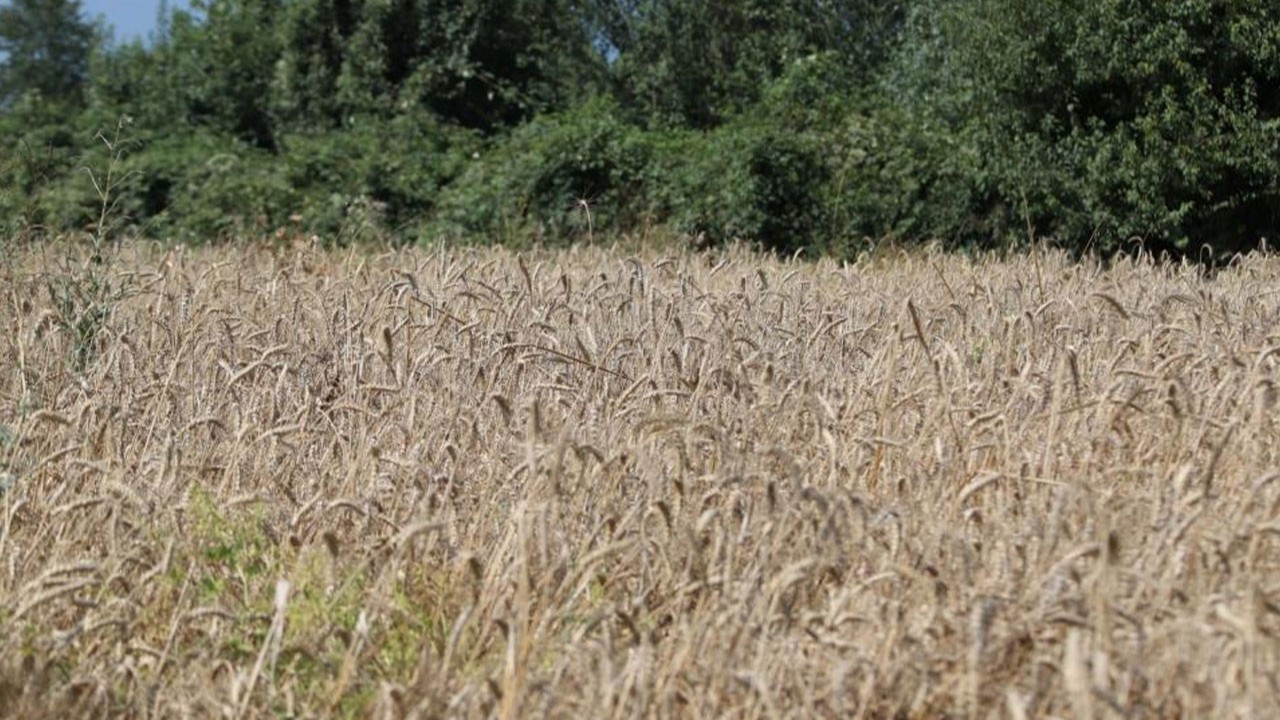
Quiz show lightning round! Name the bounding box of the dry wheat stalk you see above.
[0,241,1277,717]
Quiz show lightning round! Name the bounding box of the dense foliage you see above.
[2,0,1278,257]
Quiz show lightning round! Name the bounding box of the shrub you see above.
[427,92,836,254]
[655,120,829,255]
[120,132,297,241]
[658,53,989,256]
[281,110,478,241]
[426,98,653,244]
[0,96,95,241]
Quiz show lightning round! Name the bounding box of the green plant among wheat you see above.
[42,116,136,372]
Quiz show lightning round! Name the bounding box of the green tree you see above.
[90,1,285,148]
[889,0,1280,254]
[272,0,362,129]
[588,0,907,127]
[274,0,604,133]
[0,0,96,108]
[185,0,285,149]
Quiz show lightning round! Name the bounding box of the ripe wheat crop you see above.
[1,240,1278,718]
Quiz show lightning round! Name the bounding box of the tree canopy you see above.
[2,0,1278,259]
[0,0,94,108]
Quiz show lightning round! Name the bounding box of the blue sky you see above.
[83,1,190,44]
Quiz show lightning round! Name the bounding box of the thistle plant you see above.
[44,115,136,372]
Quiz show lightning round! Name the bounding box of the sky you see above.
[82,0,190,44]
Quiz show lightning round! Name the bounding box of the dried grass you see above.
[2,240,1279,718]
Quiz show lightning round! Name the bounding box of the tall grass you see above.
[1,239,1277,717]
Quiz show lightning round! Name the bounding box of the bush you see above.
[120,132,297,241]
[752,52,992,253]
[828,101,997,249]
[658,53,989,256]
[653,120,828,254]
[426,92,838,254]
[0,96,96,241]
[281,111,478,241]
[426,98,653,244]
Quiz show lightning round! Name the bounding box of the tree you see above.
[585,0,908,128]
[889,0,1280,254]
[271,0,362,130]
[0,0,96,108]
[184,0,285,149]
[274,0,604,133]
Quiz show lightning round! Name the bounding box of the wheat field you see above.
[1,240,1278,718]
